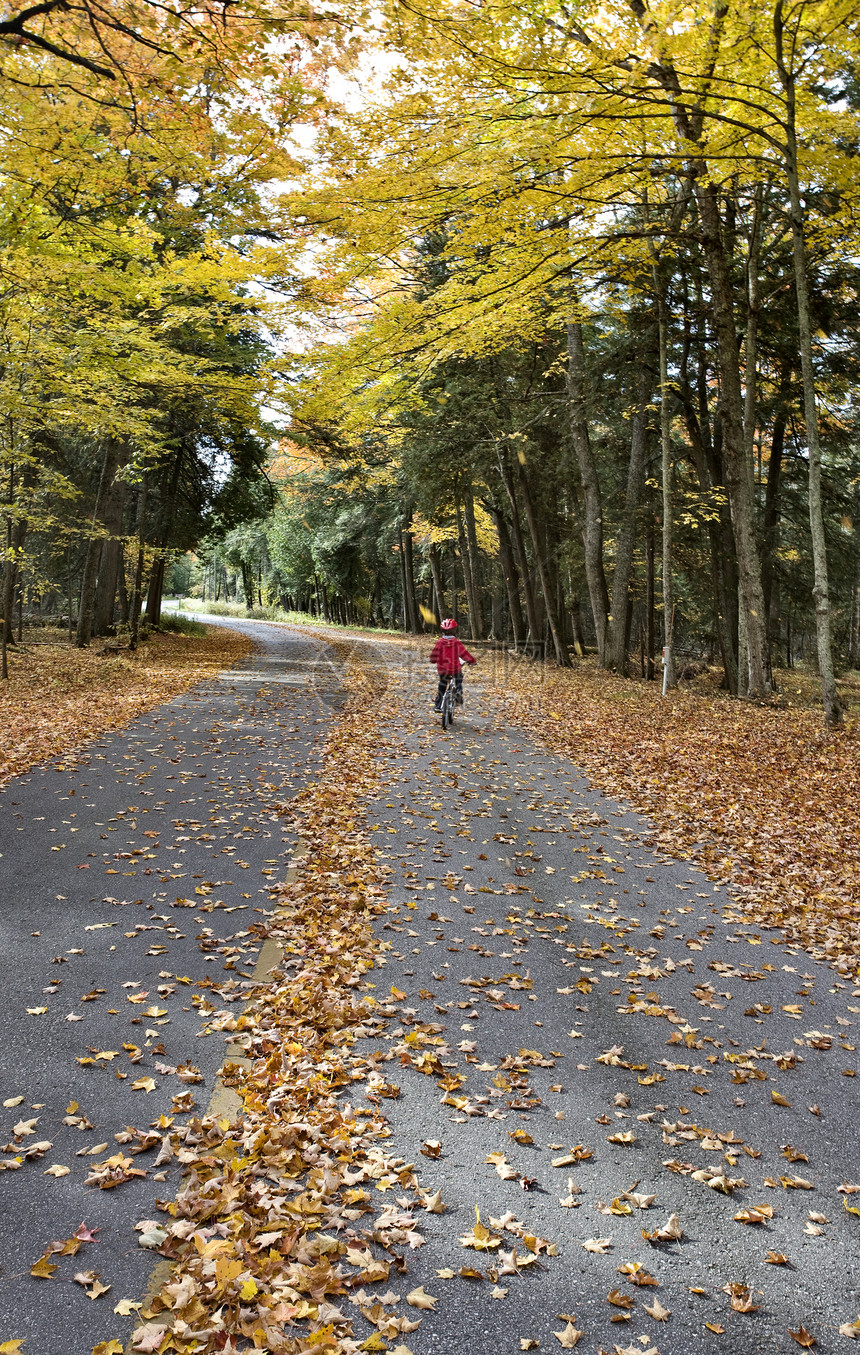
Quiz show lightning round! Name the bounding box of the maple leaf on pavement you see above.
[554,1320,584,1347]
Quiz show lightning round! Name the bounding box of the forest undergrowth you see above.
[477,652,860,970]
[0,627,254,791]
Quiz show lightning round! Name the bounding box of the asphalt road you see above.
[358,651,860,1355]
[1,618,857,1355]
[0,622,346,1353]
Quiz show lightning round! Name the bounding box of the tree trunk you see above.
[490,507,524,649]
[455,498,478,639]
[695,182,771,698]
[77,438,123,647]
[92,468,128,637]
[428,544,446,622]
[849,567,860,670]
[497,448,541,644]
[145,446,184,627]
[741,183,766,695]
[513,452,571,667]
[397,529,410,632]
[117,553,130,625]
[654,275,677,691]
[402,526,420,633]
[761,406,786,664]
[775,12,842,724]
[566,320,609,664]
[569,593,586,657]
[608,361,650,673]
[66,549,74,643]
[129,476,148,651]
[240,560,254,611]
[146,555,166,625]
[682,264,739,693]
[3,511,26,660]
[736,583,749,698]
[1,474,12,679]
[645,523,656,680]
[462,483,484,638]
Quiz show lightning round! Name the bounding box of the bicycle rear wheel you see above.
[441,683,454,729]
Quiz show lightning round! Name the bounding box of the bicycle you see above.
[440,673,458,729]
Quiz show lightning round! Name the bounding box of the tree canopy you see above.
[2,0,859,722]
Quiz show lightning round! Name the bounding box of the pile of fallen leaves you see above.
[0,628,254,790]
[129,643,436,1355]
[479,656,860,968]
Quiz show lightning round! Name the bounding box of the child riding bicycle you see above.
[430,618,476,712]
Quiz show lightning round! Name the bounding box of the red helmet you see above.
[440,617,458,631]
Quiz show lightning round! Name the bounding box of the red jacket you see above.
[430,635,476,674]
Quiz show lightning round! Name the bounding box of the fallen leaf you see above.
[623,1191,657,1210]
[607,1289,634,1309]
[644,1298,671,1321]
[131,1327,168,1354]
[788,1326,816,1348]
[734,1204,774,1225]
[29,1257,57,1279]
[113,1300,141,1316]
[642,1213,683,1243]
[406,1287,437,1310]
[582,1238,612,1253]
[554,1322,584,1348]
[724,1282,758,1313]
[43,1165,70,1177]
